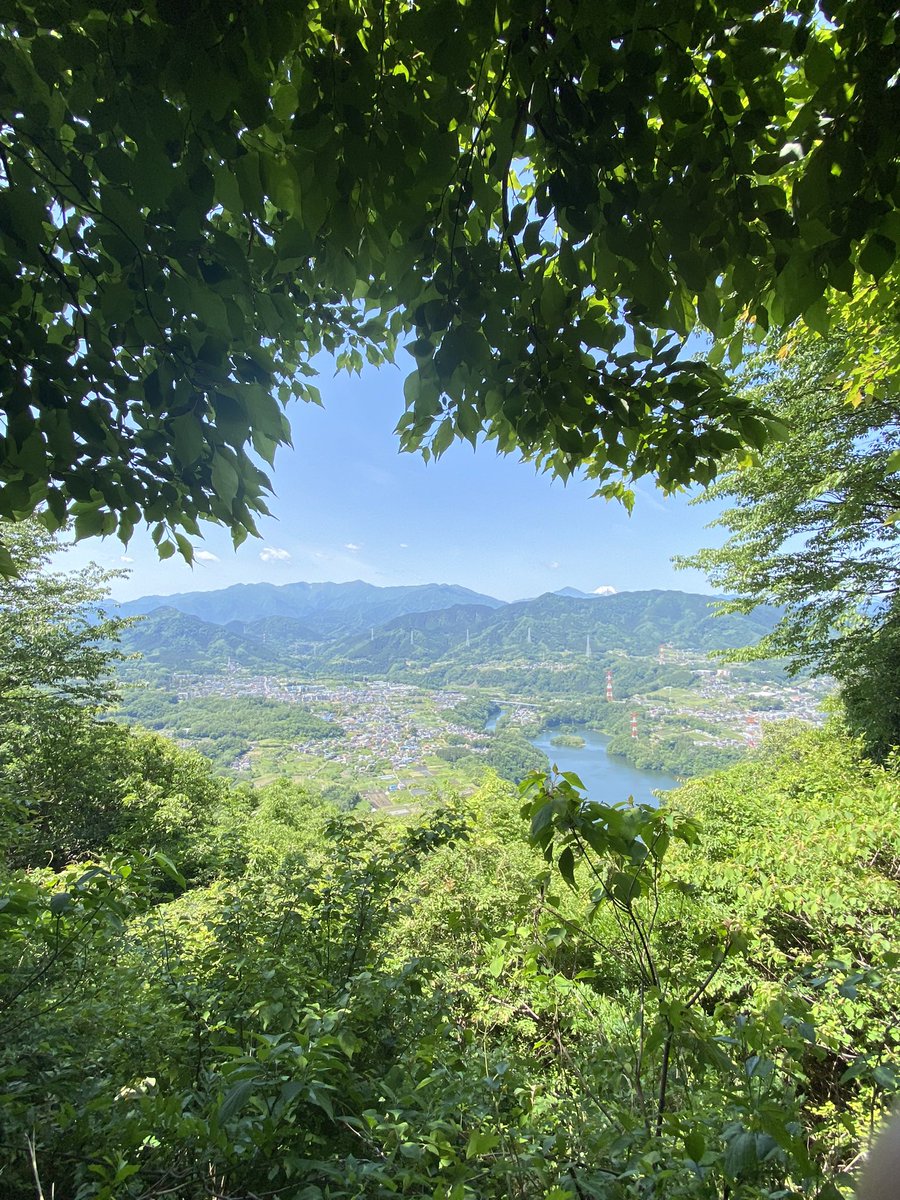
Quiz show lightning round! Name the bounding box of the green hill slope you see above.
[117,590,782,680]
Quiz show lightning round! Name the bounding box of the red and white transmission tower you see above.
[606,669,614,702]
[745,714,759,748]
[630,712,638,739]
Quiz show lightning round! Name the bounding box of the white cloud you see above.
[547,560,560,570]
[593,585,617,596]
[119,555,134,563]
[361,465,395,487]
[632,484,668,513]
[195,550,219,562]
[344,542,362,552]
[399,542,409,549]
[259,546,291,562]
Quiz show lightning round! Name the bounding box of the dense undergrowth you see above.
[1,709,897,1198]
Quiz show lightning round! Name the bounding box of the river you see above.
[529,727,679,807]
[486,711,679,807]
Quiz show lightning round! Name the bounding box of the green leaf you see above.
[610,871,640,906]
[153,851,186,888]
[685,1130,706,1162]
[0,187,47,247]
[434,325,491,377]
[273,82,298,122]
[841,1057,869,1083]
[755,1133,779,1162]
[858,235,896,281]
[218,1080,258,1122]
[279,1080,305,1106]
[337,1030,360,1058]
[170,415,205,467]
[431,418,454,457]
[804,36,835,87]
[724,1131,757,1180]
[307,1086,334,1117]
[234,152,263,211]
[816,1185,844,1200]
[540,274,567,326]
[466,1131,500,1158]
[557,846,576,889]
[803,296,830,336]
[873,1064,898,1089]
[211,455,240,503]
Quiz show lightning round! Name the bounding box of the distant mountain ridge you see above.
[552,586,618,599]
[115,584,782,677]
[321,589,780,673]
[553,586,598,599]
[115,579,506,635]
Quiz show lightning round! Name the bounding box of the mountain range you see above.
[115,580,503,636]
[113,580,781,676]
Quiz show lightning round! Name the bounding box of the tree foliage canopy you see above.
[0,519,127,710]
[678,333,900,749]
[1,0,897,552]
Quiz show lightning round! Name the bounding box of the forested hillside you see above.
[1,529,897,1196]
[115,588,781,678]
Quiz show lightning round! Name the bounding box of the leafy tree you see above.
[0,525,243,869]
[678,333,900,750]
[832,597,900,759]
[0,521,130,854]
[482,728,548,784]
[821,261,900,408]
[1,1,897,553]
[606,725,744,777]
[448,696,498,730]
[0,519,127,708]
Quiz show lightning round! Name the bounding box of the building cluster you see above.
[637,670,829,750]
[171,659,830,787]
[173,674,481,774]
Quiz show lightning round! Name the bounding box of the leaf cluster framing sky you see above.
[57,362,726,603]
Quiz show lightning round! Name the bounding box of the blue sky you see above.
[57,361,728,603]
